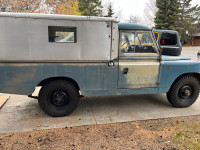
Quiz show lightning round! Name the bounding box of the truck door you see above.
[118,30,160,89]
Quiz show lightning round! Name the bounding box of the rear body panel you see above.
[0,63,118,95]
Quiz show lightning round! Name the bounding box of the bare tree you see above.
[126,15,141,24]
[102,0,109,16]
[144,0,157,27]
[114,7,123,22]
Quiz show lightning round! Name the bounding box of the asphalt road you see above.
[0,47,200,134]
[182,46,200,60]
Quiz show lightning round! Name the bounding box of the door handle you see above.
[123,68,128,74]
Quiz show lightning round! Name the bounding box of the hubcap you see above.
[179,85,192,99]
[51,91,69,106]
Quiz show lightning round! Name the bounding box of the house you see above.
[192,25,200,46]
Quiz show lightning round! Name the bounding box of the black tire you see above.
[167,76,200,108]
[162,47,182,56]
[38,79,80,117]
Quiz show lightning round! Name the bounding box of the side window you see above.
[120,32,135,53]
[160,32,177,45]
[48,26,77,43]
[120,31,157,53]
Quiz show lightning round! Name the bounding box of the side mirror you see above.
[198,51,200,59]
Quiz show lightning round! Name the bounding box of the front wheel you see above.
[38,79,80,117]
[167,76,200,108]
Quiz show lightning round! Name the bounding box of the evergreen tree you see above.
[177,0,200,44]
[78,0,103,16]
[105,3,114,17]
[154,0,179,30]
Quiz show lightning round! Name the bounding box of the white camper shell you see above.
[0,12,118,62]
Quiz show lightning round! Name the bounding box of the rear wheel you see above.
[167,76,199,107]
[38,79,79,117]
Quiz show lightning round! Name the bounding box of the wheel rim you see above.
[50,90,69,106]
[178,85,192,100]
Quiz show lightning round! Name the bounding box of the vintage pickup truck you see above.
[0,12,199,117]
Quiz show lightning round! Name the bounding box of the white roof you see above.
[196,33,200,37]
[0,12,117,22]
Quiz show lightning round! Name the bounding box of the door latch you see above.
[123,68,128,74]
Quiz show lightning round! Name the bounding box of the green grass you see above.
[174,121,200,150]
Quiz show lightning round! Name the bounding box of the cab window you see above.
[120,31,157,53]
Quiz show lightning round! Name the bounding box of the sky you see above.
[102,0,200,21]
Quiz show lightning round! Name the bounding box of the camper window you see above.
[48,26,77,43]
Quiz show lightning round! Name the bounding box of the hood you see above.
[162,55,191,61]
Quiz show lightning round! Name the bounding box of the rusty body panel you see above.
[118,61,160,89]
[0,63,118,95]
[0,59,199,97]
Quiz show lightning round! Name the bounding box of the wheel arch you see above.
[168,72,200,92]
[37,77,80,91]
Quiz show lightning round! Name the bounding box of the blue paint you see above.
[82,88,160,96]
[0,56,199,96]
[159,60,200,92]
[153,29,179,36]
[0,63,118,95]
[118,23,150,31]
[162,55,191,61]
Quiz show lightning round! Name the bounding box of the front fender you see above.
[159,60,200,92]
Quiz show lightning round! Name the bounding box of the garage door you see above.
[194,38,200,46]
